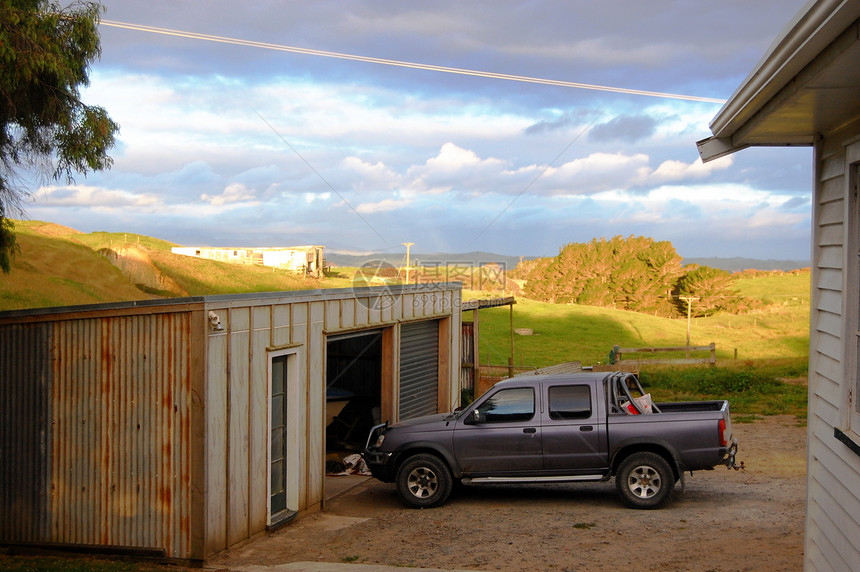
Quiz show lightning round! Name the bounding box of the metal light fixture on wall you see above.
[208,311,225,332]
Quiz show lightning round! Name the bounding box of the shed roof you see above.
[0,282,462,324]
[698,0,860,162]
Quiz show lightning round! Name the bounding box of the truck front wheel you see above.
[395,454,453,508]
[616,451,674,509]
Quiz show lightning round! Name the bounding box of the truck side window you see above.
[478,388,535,422]
[548,385,591,420]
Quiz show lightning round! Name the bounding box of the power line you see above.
[100,20,727,104]
[255,112,391,248]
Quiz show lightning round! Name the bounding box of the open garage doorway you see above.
[325,330,383,459]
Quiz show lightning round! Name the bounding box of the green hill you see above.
[0,222,156,309]
[0,220,348,311]
[475,285,809,368]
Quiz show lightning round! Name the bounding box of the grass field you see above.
[640,359,808,422]
[473,287,809,368]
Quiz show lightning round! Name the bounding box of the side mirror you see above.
[464,409,482,425]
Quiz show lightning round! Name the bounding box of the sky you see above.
[24,0,814,262]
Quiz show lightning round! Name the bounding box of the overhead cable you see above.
[100,20,727,104]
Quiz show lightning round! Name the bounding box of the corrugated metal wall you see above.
[0,323,51,542]
[0,311,196,558]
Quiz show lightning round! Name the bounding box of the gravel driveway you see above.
[208,415,806,572]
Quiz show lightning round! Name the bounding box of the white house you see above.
[698,1,860,568]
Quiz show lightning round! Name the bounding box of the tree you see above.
[674,265,739,316]
[0,0,118,272]
[519,235,683,315]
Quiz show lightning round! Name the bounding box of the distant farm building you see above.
[171,245,324,277]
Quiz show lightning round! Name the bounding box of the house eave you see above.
[709,0,860,140]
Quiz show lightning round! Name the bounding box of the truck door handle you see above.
[523,427,536,434]
[580,426,594,432]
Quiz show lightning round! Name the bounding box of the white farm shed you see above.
[698,1,860,568]
[0,283,461,563]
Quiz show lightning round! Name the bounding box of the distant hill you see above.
[327,251,810,273]
[326,250,530,270]
[682,257,810,272]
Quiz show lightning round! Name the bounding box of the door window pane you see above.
[478,388,534,422]
[549,385,591,420]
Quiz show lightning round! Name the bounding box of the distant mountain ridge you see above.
[682,257,810,272]
[325,250,529,270]
[326,251,810,272]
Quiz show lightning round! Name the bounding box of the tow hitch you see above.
[725,439,744,471]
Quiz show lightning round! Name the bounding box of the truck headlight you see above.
[374,433,386,448]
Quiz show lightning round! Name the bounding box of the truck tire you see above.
[395,454,453,508]
[615,451,674,509]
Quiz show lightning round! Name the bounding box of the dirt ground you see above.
[208,415,808,572]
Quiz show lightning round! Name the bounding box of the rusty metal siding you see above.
[0,311,194,558]
[0,322,52,543]
[49,313,193,555]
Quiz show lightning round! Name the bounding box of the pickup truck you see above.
[362,371,741,509]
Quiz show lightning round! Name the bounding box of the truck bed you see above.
[655,400,728,413]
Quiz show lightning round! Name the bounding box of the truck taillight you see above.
[719,419,728,447]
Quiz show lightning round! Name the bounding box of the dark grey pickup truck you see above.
[362,371,741,509]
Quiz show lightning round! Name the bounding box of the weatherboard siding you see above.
[806,136,860,571]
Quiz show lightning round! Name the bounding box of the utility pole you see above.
[402,242,414,284]
[679,296,699,357]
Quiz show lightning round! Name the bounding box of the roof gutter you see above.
[698,0,860,162]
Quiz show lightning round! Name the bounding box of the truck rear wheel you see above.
[616,451,674,509]
[396,454,452,508]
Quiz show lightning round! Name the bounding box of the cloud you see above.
[589,114,657,142]
[404,143,508,193]
[341,157,402,190]
[647,156,733,184]
[355,197,413,214]
[201,183,259,207]
[32,185,161,209]
[539,152,651,194]
[525,110,594,135]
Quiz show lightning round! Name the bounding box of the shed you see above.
[697,1,860,568]
[0,283,461,562]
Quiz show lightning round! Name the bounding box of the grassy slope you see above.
[473,271,811,367]
[0,221,354,310]
[1,222,156,310]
